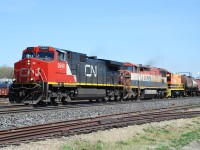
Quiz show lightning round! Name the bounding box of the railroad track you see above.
[0,108,199,146]
[0,97,198,115]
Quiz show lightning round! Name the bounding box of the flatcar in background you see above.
[0,79,12,97]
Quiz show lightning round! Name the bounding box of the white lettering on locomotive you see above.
[85,64,97,77]
[144,75,151,81]
[20,68,40,77]
[20,68,30,77]
[34,68,40,76]
[58,63,65,69]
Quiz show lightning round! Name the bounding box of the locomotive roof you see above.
[54,47,123,66]
[55,48,87,56]
[98,59,123,66]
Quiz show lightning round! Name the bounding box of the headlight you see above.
[27,60,31,65]
[12,78,16,82]
[30,78,34,81]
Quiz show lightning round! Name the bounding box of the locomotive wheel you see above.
[61,97,68,105]
[50,97,58,106]
[9,93,22,104]
[115,96,121,102]
[110,96,115,101]
[96,99,102,103]
[103,97,109,103]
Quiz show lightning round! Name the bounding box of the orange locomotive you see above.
[166,73,184,97]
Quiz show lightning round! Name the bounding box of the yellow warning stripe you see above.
[167,88,184,91]
[48,82,123,87]
[48,82,168,89]
[14,82,169,89]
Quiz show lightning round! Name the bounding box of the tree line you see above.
[0,65,14,79]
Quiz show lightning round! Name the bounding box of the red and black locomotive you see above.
[9,46,123,105]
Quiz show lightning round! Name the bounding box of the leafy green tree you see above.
[0,65,14,79]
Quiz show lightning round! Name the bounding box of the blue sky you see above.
[0,0,200,77]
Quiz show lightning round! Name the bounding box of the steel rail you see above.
[0,108,199,146]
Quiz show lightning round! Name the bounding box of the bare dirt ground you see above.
[181,141,200,150]
[0,116,199,150]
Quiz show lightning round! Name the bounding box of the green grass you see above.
[62,140,105,150]
[96,140,104,150]
[62,145,73,150]
[62,117,200,150]
[154,145,169,150]
[170,129,200,149]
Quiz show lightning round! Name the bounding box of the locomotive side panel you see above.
[166,73,184,97]
[66,52,120,86]
[121,63,167,99]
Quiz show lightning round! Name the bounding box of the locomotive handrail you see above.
[39,68,47,82]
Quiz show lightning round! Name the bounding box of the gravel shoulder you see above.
[0,98,200,130]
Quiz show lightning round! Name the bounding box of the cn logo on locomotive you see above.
[85,64,97,77]
[20,68,40,77]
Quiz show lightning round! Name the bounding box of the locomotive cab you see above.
[9,46,74,104]
[13,46,70,83]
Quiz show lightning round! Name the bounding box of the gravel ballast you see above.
[0,98,200,130]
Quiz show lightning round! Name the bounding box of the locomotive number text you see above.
[58,63,65,69]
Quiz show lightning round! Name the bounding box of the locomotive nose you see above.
[15,58,41,82]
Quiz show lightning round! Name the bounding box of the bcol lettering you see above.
[85,64,97,77]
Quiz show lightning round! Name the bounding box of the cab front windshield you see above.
[37,51,54,61]
[22,52,36,59]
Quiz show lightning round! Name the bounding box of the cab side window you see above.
[57,51,66,61]
[67,52,71,60]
